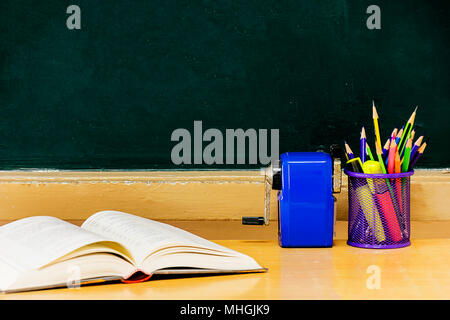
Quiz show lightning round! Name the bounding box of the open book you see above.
[0,211,265,293]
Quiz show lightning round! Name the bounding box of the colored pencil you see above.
[375,140,388,175]
[401,127,416,158]
[399,106,418,154]
[409,135,424,161]
[401,138,413,172]
[344,102,427,242]
[368,153,403,242]
[382,138,390,159]
[360,127,367,163]
[409,142,427,170]
[385,129,399,165]
[372,101,382,150]
[410,127,416,141]
[394,149,403,217]
[376,140,405,236]
[366,142,375,161]
[387,138,397,174]
[395,127,403,145]
[394,150,401,173]
[344,141,355,159]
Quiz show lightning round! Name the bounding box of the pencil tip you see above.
[391,138,397,148]
[419,142,427,152]
[408,106,418,123]
[372,104,378,118]
[406,138,413,148]
[392,128,398,137]
[416,136,424,145]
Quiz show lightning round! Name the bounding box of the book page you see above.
[0,216,120,272]
[82,211,245,264]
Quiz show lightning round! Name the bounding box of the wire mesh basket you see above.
[345,169,414,249]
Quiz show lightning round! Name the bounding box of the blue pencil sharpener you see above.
[242,146,342,248]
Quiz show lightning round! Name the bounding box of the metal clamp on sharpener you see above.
[242,145,342,248]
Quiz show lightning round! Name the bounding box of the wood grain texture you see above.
[2,220,449,240]
[0,169,448,221]
[1,238,449,300]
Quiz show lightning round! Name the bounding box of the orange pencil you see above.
[394,150,401,173]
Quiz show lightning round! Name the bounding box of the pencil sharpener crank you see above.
[242,145,342,248]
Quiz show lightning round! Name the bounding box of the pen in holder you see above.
[345,169,413,249]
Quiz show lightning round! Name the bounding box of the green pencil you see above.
[399,106,417,154]
[401,138,413,172]
[366,142,375,161]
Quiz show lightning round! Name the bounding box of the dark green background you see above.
[0,0,448,169]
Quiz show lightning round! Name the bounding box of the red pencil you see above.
[387,138,397,174]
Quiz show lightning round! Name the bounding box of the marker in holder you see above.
[345,169,413,249]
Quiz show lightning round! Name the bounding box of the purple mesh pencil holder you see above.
[345,169,414,249]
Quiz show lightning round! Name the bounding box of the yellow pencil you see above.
[372,101,382,150]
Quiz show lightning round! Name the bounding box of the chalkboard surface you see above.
[0,0,448,169]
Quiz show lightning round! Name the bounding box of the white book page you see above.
[0,216,117,272]
[82,211,245,264]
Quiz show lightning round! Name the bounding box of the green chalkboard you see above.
[0,0,448,169]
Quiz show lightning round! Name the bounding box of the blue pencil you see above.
[360,127,366,163]
[344,141,355,159]
[409,142,427,170]
[409,136,424,162]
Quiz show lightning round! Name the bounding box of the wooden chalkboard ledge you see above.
[0,169,448,221]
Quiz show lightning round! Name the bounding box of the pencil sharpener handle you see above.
[241,160,279,226]
[242,217,265,225]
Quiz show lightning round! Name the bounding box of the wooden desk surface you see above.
[1,236,449,300]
